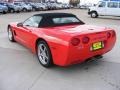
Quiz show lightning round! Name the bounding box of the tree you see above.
[69,0,80,6]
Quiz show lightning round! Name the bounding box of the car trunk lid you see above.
[60,25,107,35]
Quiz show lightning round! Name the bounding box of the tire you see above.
[10,9,14,13]
[23,8,27,12]
[40,7,43,10]
[3,11,7,14]
[91,12,98,18]
[36,40,53,68]
[8,26,15,42]
[32,8,36,11]
[16,11,20,13]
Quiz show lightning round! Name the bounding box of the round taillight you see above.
[82,37,90,44]
[107,32,111,38]
[71,38,80,46]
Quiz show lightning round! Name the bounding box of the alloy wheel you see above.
[37,43,49,65]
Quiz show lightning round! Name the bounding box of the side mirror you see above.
[17,23,23,27]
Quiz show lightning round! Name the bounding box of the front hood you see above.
[1,6,7,8]
[16,6,20,8]
[24,6,29,8]
[89,6,97,10]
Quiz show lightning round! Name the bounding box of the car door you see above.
[106,2,119,16]
[96,1,107,15]
[15,16,42,48]
[0,5,3,12]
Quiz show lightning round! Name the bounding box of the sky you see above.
[58,0,100,4]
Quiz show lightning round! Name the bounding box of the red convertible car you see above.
[8,13,116,67]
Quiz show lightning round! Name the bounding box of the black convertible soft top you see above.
[34,13,76,17]
[34,13,85,27]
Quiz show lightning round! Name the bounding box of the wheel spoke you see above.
[45,54,49,60]
[39,45,46,53]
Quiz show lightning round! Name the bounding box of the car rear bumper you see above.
[67,39,116,66]
[51,30,116,66]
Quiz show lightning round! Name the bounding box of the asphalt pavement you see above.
[0,9,120,90]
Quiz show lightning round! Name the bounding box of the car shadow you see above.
[94,17,120,21]
[48,58,104,74]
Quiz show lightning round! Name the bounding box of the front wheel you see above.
[3,11,7,14]
[8,27,15,42]
[91,12,98,18]
[32,8,36,11]
[37,40,53,68]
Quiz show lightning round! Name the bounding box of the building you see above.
[69,0,80,6]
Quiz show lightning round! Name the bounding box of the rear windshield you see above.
[52,17,80,24]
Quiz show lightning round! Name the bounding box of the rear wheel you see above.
[10,9,14,13]
[8,27,15,42]
[16,10,20,13]
[23,8,27,12]
[37,40,53,67]
[91,12,98,18]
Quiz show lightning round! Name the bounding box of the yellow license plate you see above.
[92,42,103,51]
